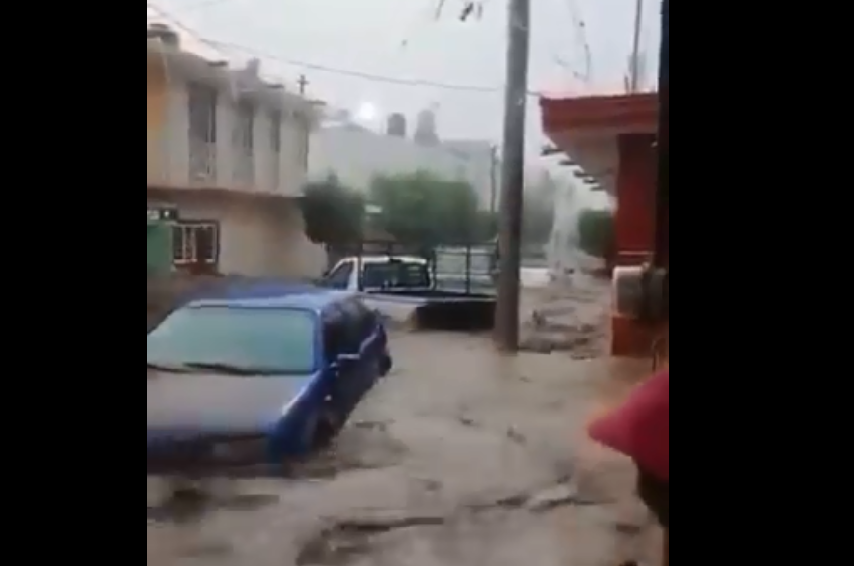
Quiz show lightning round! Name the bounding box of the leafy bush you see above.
[301,176,365,244]
[577,209,614,258]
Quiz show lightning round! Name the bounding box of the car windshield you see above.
[147,306,317,374]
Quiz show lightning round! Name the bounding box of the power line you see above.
[147,3,543,96]
[560,0,593,82]
[178,0,241,12]
[211,38,542,94]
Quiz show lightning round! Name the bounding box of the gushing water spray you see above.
[547,179,598,282]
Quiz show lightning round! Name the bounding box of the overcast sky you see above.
[149,0,660,185]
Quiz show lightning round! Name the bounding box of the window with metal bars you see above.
[187,83,217,143]
[172,222,219,266]
[270,110,282,153]
[295,111,309,169]
[270,110,282,190]
[232,100,256,184]
[236,100,255,153]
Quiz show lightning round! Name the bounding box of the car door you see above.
[338,302,375,398]
[324,261,354,290]
[322,307,362,418]
[349,299,384,380]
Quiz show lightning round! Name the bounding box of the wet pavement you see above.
[147,282,663,566]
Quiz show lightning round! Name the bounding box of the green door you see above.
[147,222,173,276]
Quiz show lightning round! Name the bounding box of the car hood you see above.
[147,371,315,437]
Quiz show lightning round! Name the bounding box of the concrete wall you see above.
[147,56,170,182]
[159,192,326,279]
[614,134,656,260]
[611,133,659,358]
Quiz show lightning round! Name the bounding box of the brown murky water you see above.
[147,283,662,566]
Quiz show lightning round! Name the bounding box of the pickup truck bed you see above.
[360,289,496,331]
[364,288,493,300]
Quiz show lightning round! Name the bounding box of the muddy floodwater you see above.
[147,282,663,566]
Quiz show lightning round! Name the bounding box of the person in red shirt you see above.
[589,368,670,561]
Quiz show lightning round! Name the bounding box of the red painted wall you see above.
[611,133,659,357]
[615,133,657,260]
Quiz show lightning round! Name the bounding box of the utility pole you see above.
[653,0,669,267]
[629,0,644,92]
[494,0,530,352]
[489,144,498,214]
[297,74,310,170]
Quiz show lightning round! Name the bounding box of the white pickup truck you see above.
[317,254,496,331]
[321,250,496,294]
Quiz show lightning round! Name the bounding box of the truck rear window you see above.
[362,262,429,288]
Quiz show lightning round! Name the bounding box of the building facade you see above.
[147,25,326,278]
[442,139,498,212]
[540,92,661,357]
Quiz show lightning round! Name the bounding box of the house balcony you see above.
[147,132,304,198]
[188,138,218,187]
[147,131,220,190]
[231,150,255,191]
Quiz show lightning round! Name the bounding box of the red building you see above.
[540,92,664,357]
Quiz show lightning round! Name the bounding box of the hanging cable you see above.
[147,3,544,96]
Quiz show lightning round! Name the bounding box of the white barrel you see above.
[612,265,667,319]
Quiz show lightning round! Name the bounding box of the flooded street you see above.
[148,281,662,566]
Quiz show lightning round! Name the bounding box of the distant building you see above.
[309,123,497,210]
[442,140,499,211]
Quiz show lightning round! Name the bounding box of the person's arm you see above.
[588,368,669,565]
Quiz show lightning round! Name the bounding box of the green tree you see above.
[300,175,365,244]
[474,210,499,242]
[577,209,615,258]
[369,171,491,245]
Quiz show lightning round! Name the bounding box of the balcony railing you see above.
[188,139,217,186]
[148,131,222,189]
[230,148,253,189]
[148,132,306,196]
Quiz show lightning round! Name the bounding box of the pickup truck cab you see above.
[322,255,432,292]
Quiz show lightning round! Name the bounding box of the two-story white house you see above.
[147,24,326,278]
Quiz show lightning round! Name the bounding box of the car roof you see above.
[185,281,356,313]
[343,255,427,264]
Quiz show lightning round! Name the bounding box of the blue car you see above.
[146,289,392,477]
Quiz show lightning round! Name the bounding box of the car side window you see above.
[321,308,347,362]
[337,300,366,354]
[347,299,378,337]
[325,262,353,289]
[362,261,429,289]
[361,263,388,289]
